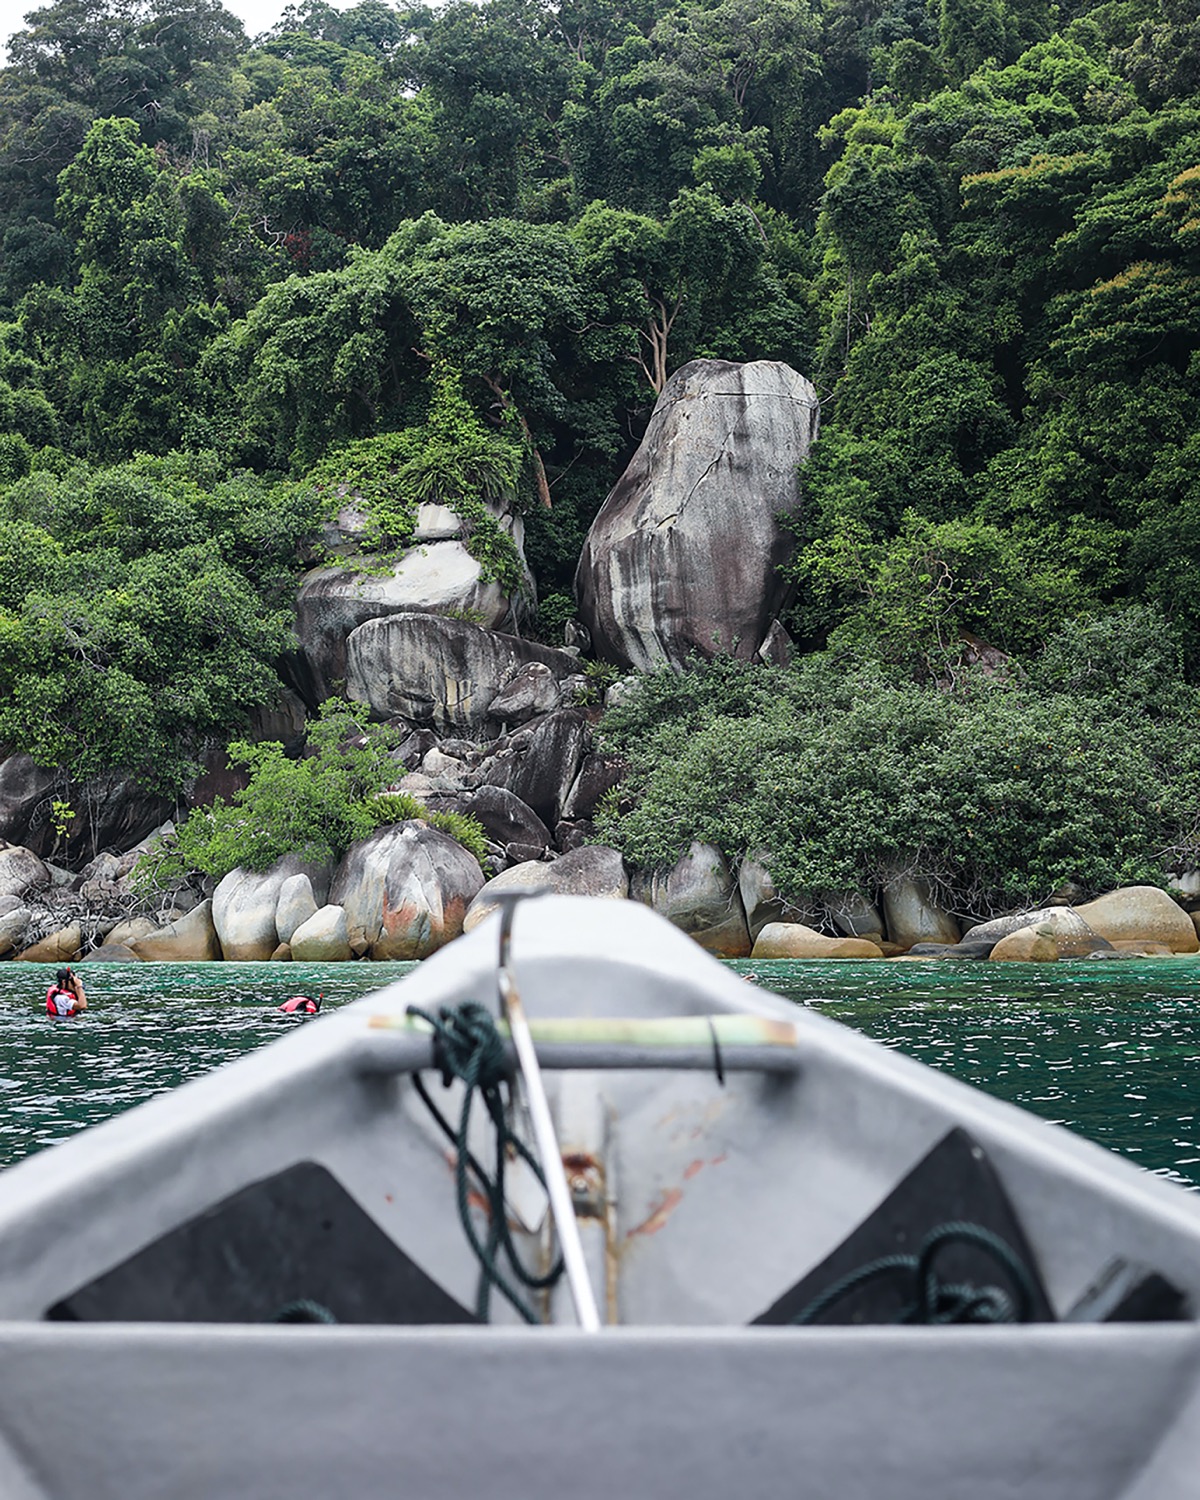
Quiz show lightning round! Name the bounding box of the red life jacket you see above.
[278,996,319,1014]
[46,986,77,1017]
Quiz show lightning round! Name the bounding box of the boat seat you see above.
[45,1161,478,1326]
[755,1128,1053,1326]
[751,1128,1191,1327]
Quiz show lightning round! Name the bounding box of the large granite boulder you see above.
[881,876,960,950]
[289,905,353,962]
[737,855,792,941]
[0,753,171,869]
[17,922,82,962]
[275,873,321,946]
[331,822,485,959]
[463,846,629,932]
[287,534,535,707]
[345,612,584,738]
[0,901,31,957]
[422,786,553,857]
[212,856,333,962]
[575,359,820,670]
[471,710,591,828]
[0,842,50,901]
[130,900,221,961]
[752,922,884,959]
[631,842,751,957]
[1074,885,1199,954]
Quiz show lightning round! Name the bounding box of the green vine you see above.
[305,364,527,593]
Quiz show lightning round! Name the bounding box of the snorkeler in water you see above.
[45,967,87,1018]
[277,994,321,1015]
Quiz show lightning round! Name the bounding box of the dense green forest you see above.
[0,0,1198,909]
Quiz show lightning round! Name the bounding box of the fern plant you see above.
[362,791,489,863]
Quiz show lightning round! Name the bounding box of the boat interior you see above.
[0,895,1199,1499]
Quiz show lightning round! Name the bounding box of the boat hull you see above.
[0,1322,1197,1500]
[0,896,1198,1496]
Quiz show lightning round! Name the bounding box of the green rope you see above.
[792,1221,1040,1326]
[407,1001,564,1323]
[270,1298,337,1324]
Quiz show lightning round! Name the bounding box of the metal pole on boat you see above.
[496,895,602,1333]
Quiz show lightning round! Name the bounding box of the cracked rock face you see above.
[345,612,584,738]
[286,543,529,708]
[575,358,819,671]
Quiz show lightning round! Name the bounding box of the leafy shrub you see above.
[427,809,489,863]
[307,363,527,591]
[0,434,32,482]
[0,537,294,793]
[363,790,488,862]
[362,791,426,825]
[0,453,320,795]
[143,706,401,882]
[573,657,621,705]
[595,633,1200,918]
[144,722,490,888]
[533,591,576,644]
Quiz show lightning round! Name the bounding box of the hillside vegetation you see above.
[1,0,1198,909]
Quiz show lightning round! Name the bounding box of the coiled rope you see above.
[407,1000,564,1323]
[792,1220,1040,1326]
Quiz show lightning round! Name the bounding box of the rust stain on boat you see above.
[683,1150,728,1181]
[627,1187,683,1238]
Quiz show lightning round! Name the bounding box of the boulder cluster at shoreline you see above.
[2,818,1198,968]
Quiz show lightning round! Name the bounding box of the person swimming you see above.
[46,967,87,1018]
[277,995,321,1015]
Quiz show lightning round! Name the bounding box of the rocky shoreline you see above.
[2,817,1198,968]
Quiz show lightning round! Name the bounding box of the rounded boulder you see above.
[290,905,353,962]
[331,823,485,960]
[212,857,332,962]
[1074,885,1199,954]
[464,846,629,933]
[131,901,221,962]
[631,842,751,958]
[751,922,884,959]
[575,359,819,670]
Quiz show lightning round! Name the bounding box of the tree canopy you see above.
[0,0,1196,872]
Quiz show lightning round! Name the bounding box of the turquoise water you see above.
[2,957,1199,1190]
[0,963,418,1165]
